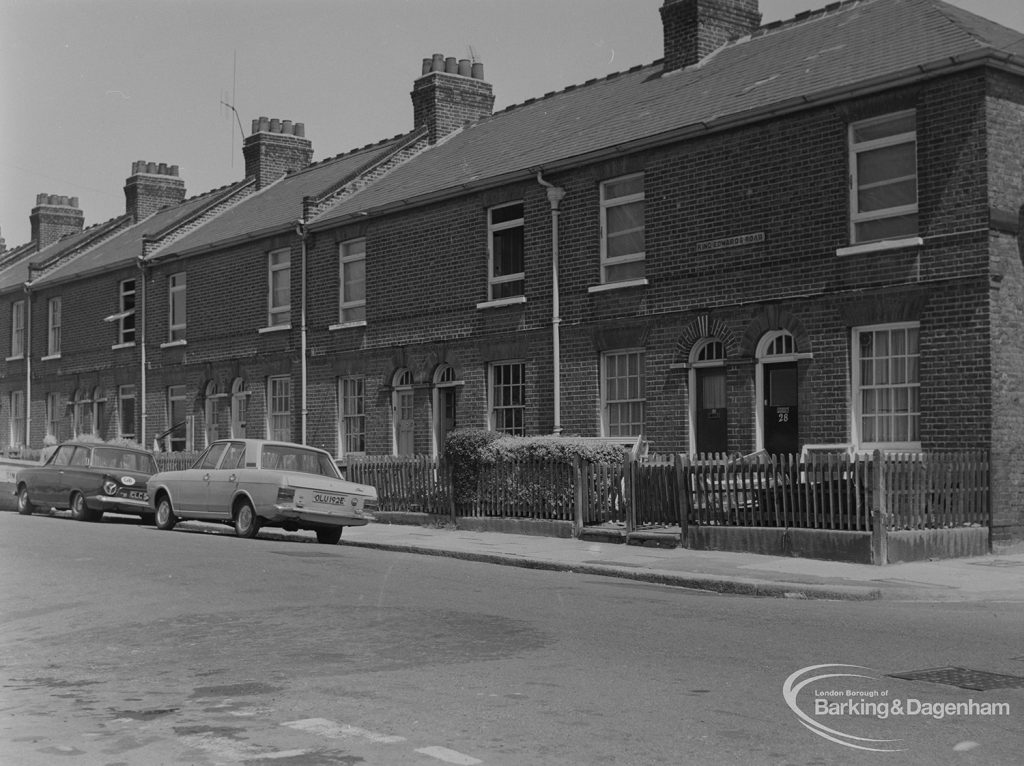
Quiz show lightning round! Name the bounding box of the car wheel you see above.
[234,501,260,539]
[155,498,178,530]
[70,491,88,521]
[316,527,343,545]
[17,486,35,516]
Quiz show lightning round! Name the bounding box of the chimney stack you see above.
[30,194,85,250]
[124,161,186,222]
[0,226,5,255]
[411,53,495,143]
[243,117,313,189]
[661,0,761,72]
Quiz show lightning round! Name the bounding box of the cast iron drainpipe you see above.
[536,172,566,435]
[22,282,32,447]
[136,255,148,448]
[295,219,309,444]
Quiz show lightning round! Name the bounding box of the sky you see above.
[1,0,1023,249]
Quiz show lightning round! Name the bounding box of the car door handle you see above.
[203,473,210,481]
[228,474,236,482]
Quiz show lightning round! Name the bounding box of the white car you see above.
[147,439,377,544]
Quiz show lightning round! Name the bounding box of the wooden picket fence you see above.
[346,455,451,514]
[346,449,989,533]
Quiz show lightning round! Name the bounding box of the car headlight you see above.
[103,479,119,495]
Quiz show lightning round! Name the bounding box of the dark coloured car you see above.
[15,441,159,522]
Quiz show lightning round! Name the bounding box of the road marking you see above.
[415,745,483,765]
[181,733,307,761]
[283,717,406,744]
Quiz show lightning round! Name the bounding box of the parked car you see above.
[15,441,159,522]
[147,439,377,544]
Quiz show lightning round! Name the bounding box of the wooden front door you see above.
[695,366,728,454]
[396,390,415,456]
[763,361,798,455]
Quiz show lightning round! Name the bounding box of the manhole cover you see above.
[888,667,1024,691]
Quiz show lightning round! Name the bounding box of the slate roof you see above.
[163,136,411,257]
[31,182,249,286]
[311,0,1024,227]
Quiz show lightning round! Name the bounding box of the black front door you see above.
[763,362,798,455]
[695,367,728,454]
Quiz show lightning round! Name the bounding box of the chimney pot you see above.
[431,53,445,72]
[445,56,458,73]
[422,57,432,75]
[270,118,281,133]
[471,62,484,80]
[458,59,471,76]
[282,119,293,135]
[294,123,305,138]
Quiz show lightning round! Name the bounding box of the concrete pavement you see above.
[340,522,1024,603]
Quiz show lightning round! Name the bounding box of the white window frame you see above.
[849,110,918,245]
[488,361,526,436]
[487,201,525,302]
[851,322,921,451]
[46,297,61,357]
[166,385,188,452]
[267,375,291,442]
[46,391,61,441]
[338,376,366,456]
[268,248,291,327]
[119,279,136,345]
[168,273,186,343]
[601,349,646,439]
[9,300,24,359]
[339,239,366,326]
[10,390,25,447]
[118,385,136,442]
[600,173,645,285]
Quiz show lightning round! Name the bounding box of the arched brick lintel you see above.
[739,306,811,358]
[674,315,739,362]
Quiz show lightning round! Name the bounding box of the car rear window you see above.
[93,447,158,474]
[261,446,339,478]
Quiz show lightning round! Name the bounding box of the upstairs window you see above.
[339,239,366,324]
[600,174,645,283]
[488,202,525,300]
[10,300,24,358]
[268,249,291,327]
[169,273,186,342]
[850,111,917,243]
[47,297,61,356]
[119,279,136,344]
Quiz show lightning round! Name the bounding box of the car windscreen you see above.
[260,445,340,478]
[93,448,158,475]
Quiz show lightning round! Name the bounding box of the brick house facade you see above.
[2,0,1022,545]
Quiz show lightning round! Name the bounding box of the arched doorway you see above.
[756,331,799,455]
[230,378,248,438]
[689,339,728,454]
[432,364,462,457]
[392,369,415,456]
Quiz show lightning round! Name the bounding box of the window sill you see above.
[588,278,649,294]
[329,321,367,331]
[5,355,24,362]
[836,236,923,257]
[111,342,136,350]
[160,340,187,349]
[259,324,291,334]
[476,296,527,310]
[40,353,61,361]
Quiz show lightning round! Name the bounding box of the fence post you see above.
[675,454,689,548]
[871,449,888,565]
[573,456,584,538]
[623,451,635,535]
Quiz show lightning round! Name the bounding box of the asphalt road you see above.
[1,511,1022,766]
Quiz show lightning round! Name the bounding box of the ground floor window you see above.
[339,376,365,455]
[267,376,291,442]
[852,322,920,448]
[602,349,645,438]
[490,361,525,436]
[46,392,61,442]
[10,390,25,447]
[166,385,188,452]
[119,386,136,442]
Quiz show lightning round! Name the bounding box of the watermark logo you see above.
[783,664,903,752]
[784,664,1012,753]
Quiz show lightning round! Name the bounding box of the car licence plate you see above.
[125,489,148,501]
[312,492,363,512]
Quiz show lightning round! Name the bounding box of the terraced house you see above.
[1,0,1022,546]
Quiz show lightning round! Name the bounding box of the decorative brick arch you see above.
[674,315,739,363]
[739,307,811,358]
